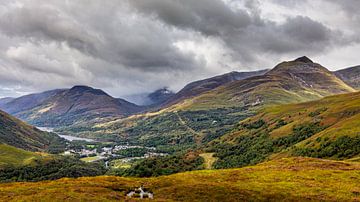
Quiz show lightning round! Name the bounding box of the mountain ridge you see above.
[56,57,357,149]
[174,56,355,110]
[335,65,360,90]
[162,69,269,107]
[0,86,143,127]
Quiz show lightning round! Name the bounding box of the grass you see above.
[0,144,50,168]
[80,156,101,162]
[0,157,359,201]
[111,159,132,169]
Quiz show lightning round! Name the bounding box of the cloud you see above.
[128,0,346,65]
[0,0,358,99]
[129,0,253,36]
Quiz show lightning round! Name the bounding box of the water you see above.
[37,127,95,142]
[58,135,95,142]
[37,127,54,132]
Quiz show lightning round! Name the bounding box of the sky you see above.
[0,0,359,99]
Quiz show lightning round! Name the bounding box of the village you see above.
[63,142,168,168]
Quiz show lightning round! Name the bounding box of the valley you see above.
[1,1,360,201]
[0,57,359,201]
[38,127,168,170]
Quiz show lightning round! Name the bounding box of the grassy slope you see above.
[216,91,360,160]
[259,91,360,153]
[256,91,359,137]
[0,110,53,151]
[0,144,50,168]
[0,157,359,201]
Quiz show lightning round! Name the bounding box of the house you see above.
[127,186,153,199]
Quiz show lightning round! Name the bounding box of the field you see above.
[0,157,359,201]
[110,159,132,169]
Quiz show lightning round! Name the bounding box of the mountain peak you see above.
[69,85,109,96]
[266,57,336,80]
[148,87,175,105]
[294,56,313,64]
[70,85,94,91]
[152,87,173,95]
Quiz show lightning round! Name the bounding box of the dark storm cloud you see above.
[129,0,253,36]
[0,3,98,55]
[0,0,358,99]
[0,1,197,72]
[129,0,341,64]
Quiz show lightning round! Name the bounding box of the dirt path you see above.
[199,153,218,169]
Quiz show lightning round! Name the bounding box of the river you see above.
[37,127,95,142]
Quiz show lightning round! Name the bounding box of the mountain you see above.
[0,89,65,115]
[162,69,268,107]
[147,87,175,105]
[0,109,58,151]
[1,86,143,127]
[124,70,268,107]
[335,65,360,90]
[209,91,360,169]
[176,56,355,110]
[0,97,14,106]
[124,88,176,106]
[61,57,356,148]
[1,157,359,201]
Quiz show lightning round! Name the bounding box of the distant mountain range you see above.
[0,70,269,127]
[58,57,358,148]
[0,56,358,129]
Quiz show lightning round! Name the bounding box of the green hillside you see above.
[0,157,359,201]
[0,109,64,152]
[0,144,50,168]
[208,91,360,169]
